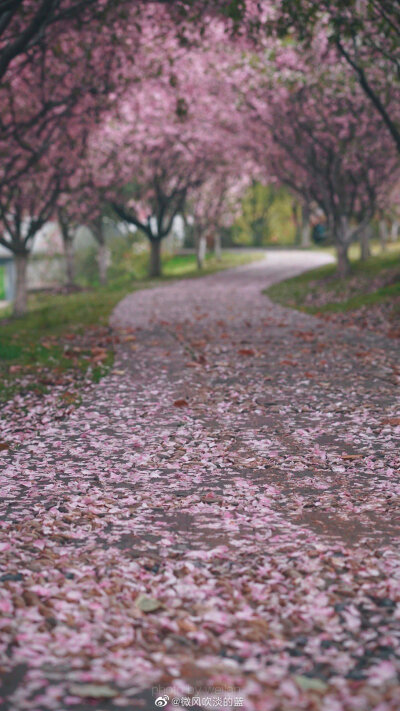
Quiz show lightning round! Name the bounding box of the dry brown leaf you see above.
[173,398,188,408]
[382,417,400,426]
[341,454,364,460]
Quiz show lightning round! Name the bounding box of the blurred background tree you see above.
[232,182,297,246]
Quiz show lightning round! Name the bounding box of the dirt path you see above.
[1,251,399,711]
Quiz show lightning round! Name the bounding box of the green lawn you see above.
[0,267,4,300]
[266,242,400,316]
[0,250,262,403]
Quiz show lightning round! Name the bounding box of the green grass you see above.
[150,250,262,279]
[266,242,400,315]
[0,250,262,403]
[308,239,400,261]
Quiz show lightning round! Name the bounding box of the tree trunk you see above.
[98,242,108,286]
[214,231,222,261]
[4,260,16,302]
[64,237,75,287]
[390,219,399,243]
[359,225,371,261]
[13,252,28,317]
[379,218,388,252]
[149,239,161,278]
[59,210,76,287]
[334,215,351,277]
[90,218,107,285]
[197,234,207,269]
[292,201,301,245]
[336,242,350,277]
[301,203,311,247]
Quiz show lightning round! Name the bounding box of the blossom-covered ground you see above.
[0,251,399,711]
[314,304,400,341]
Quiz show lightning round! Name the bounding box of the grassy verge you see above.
[266,243,400,334]
[309,239,399,261]
[0,250,262,404]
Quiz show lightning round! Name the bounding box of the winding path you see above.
[1,251,400,711]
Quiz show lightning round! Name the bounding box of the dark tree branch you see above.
[112,201,152,239]
[335,39,400,154]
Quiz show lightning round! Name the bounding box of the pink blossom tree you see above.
[0,0,251,306]
[90,33,245,277]
[0,0,243,187]
[241,42,399,275]
[0,118,91,314]
[270,0,400,154]
[0,3,177,306]
[57,177,112,287]
[188,172,249,267]
[0,168,62,315]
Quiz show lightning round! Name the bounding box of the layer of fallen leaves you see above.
[315,300,400,340]
[304,268,400,308]
[0,327,118,445]
[303,268,400,339]
[0,264,399,711]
